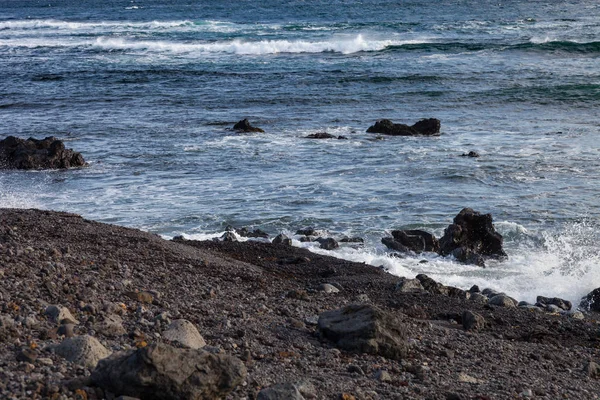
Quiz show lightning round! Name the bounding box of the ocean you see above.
[1,0,599,305]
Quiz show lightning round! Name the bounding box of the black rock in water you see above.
[0,136,86,170]
[580,288,600,311]
[461,151,480,158]
[233,119,265,133]
[438,208,506,266]
[366,118,440,136]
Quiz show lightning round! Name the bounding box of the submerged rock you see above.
[318,304,409,360]
[91,343,246,400]
[366,118,440,136]
[0,136,86,170]
[233,119,265,133]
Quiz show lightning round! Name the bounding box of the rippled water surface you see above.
[1,0,599,303]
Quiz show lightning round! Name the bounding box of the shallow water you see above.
[1,0,599,304]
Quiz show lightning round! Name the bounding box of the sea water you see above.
[1,0,599,304]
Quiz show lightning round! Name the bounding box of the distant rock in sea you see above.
[366,118,441,136]
[233,118,265,133]
[0,136,86,170]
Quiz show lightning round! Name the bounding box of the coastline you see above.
[1,208,599,399]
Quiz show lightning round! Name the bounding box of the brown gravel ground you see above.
[1,208,600,400]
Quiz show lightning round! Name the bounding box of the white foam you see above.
[92,34,398,55]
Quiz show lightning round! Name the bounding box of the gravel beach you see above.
[1,208,599,399]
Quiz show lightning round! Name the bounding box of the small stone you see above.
[488,294,516,308]
[124,291,154,304]
[374,369,392,382]
[347,365,365,375]
[395,278,425,293]
[45,305,79,325]
[38,358,53,366]
[355,294,370,303]
[521,388,533,397]
[565,310,585,320]
[584,361,600,378]
[257,383,304,400]
[57,323,76,338]
[54,335,111,368]
[318,283,340,294]
[458,373,480,384]
[272,234,292,246]
[462,310,485,331]
[162,319,206,349]
[16,348,38,363]
[95,314,127,337]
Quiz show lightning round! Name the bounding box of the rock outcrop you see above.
[91,343,246,400]
[233,119,265,133]
[318,304,408,360]
[0,136,86,170]
[366,118,440,136]
[382,230,439,253]
[580,288,600,311]
[438,208,506,266]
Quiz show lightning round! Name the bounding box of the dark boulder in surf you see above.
[366,118,440,136]
[381,230,439,254]
[580,288,600,312]
[305,132,348,140]
[0,136,86,170]
[439,208,506,266]
[233,119,265,133]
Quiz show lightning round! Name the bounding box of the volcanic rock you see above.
[316,237,339,250]
[395,278,425,293]
[462,310,485,331]
[0,136,86,170]
[438,208,506,266]
[305,132,347,139]
[162,319,206,349]
[273,234,292,246]
[233,119,264,133]
[366,118,440,136]
[54,335,112,368]
[535,296,572,311]
[383,230,439,253]
[45,305,79,325]
[318,304,409,360]
[91,343,246,400]
[580,288,600,311]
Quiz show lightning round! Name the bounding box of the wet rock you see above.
[469,285,480,293]
[461,151,480,158]
[580,288,600,311]
[162,319,206,349]
[237,228,269,239]
[91,343,246,400]
[54,335,112,368]
[95,314,127,337]
[382,230,439,253]
[438,208,506,266]
[272,234,292,246]
[0,136,86,170]
[316,237,339,250]
[305,132,347,140]
[220,232,237,242]
[395,278,425,293]
[489,294,517,308]
[536,296,572,311]
[233,119,264,133]
[366,118,440,136]
[339,236,364,243]
[462,310,485,331]
[318,304,408,360]
[296,227,319,236]
[45,305,79,325]
[415,274,449,295]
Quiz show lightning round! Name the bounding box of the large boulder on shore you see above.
[91,343,246,400]
[438,208,506,266]
[0,136,86,170]
[366,118,440,136]
[233,119,265,133]
[382,230,439,253]
[318,304,408,360]
[580,288,600,311]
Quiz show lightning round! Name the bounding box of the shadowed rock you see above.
[54,335,111,368]
[382,230,439,253]
[580,288,600,311]
[0,136,86,170]
[438,208,506,266]
[233,119,265,133]
[318,304,409,360]
[305,132,348,140]
[91,343,246,400]
[366,118,440,136]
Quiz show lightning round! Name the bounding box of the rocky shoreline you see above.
[1,208,600,399]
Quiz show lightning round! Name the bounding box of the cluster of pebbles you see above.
[1,208,600,400]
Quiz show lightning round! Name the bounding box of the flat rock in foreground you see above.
[0,136,86,170]
[91,343,246,400]
[318,304,409,360]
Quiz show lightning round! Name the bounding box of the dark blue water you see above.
[1,0,600,303]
